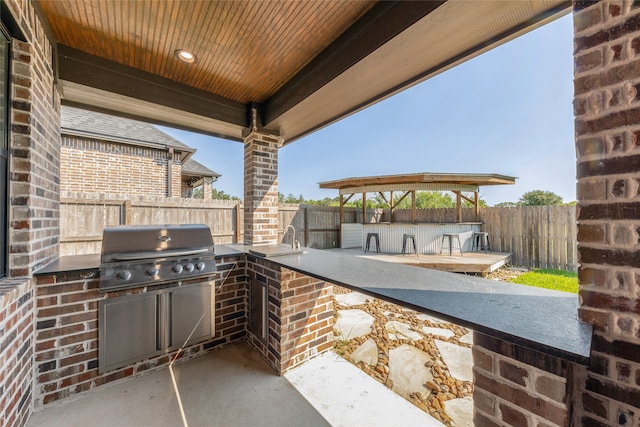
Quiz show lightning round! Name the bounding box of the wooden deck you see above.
[330,248,511,276]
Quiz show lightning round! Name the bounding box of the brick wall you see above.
[6,0,61,276]
[246,256,334,374]
[472,333,574,427]
[573,1,640,425]
[61,136,183,198]
[32,255,247,407]
[243,130,279,245]
[0,280,34,427]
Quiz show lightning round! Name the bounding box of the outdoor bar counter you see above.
[358,222,482,254]
[226,244,592,364]
[37,244,592,365]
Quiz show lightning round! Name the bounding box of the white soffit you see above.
[60,81,245,140]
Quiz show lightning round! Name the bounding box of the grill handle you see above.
[109,248,210,261]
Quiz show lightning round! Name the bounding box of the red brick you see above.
[578,308,610,332]
[475,370,567,426]
[535,375,566,403]
[499,402,530,426]
[499,359,529,387]
[578,224,606,243]
[473,347,494,373]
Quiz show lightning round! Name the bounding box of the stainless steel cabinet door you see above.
[99,292,157,372]
[170,283,213,347]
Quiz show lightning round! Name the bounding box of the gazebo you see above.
[319,172,516,252]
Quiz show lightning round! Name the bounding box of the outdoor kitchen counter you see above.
[223,244,592,365]
[34,246,245,275]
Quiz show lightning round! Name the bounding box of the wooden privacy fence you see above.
[59,194,577,270]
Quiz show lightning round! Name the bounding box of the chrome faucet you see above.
[284,225,300,250]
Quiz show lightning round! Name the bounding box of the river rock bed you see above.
[332,286,474,426]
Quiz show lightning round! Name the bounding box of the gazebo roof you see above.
[319,172,516,195]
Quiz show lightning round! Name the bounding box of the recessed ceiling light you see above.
[175,49,197,64]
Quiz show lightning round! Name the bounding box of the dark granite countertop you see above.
[33,244,591,364]
[34,245,245,276]
[228,244,592,364]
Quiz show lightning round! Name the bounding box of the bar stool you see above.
[402,234,417,256]
[471,232,491,253]
[440,233,463,256]
[365,232,380,254]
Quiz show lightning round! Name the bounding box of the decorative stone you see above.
[434,340,473,382]
[388,344,434,399]
[334,309,375,340]
[417,313,446,324]
[350,338,378,366]
[386,320,422,341]
[443,397,473,427]
[459,331,473,345]
[421,327,455,339]
[334,291,371,307]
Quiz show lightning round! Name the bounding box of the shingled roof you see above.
[182,158,220,180]
[61,106,221,180]
[60,106,194,154]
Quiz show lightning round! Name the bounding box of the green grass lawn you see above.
[507,269,578,294]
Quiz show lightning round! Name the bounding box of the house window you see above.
[0,28,8,278]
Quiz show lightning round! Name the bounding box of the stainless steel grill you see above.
[98,224,217,372]
[99,224,217,292]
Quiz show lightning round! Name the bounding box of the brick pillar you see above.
[574,1,640,425]
[246,257,334,374]
[472,334,572,427]
[243,125,280,245]
[202,177,213,200]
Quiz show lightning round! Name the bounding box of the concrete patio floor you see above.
[27,343,444,427]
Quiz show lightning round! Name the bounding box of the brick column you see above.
[472,334,573,426]
[246,257,334,374]
[243,126,280,245]
[202,177,213,200]
[574,1,640,425]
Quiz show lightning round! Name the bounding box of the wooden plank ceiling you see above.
[39,0,375,104]
[33,0,571,144]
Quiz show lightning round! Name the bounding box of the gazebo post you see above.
[455,191,462,223]
[339,194,344,248]
[411,190,416,224]
[474,191,479,222]
[362,192,366,224]
[390,191,394,223]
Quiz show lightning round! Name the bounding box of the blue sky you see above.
[160,13,575,206]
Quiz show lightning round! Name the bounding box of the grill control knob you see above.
[184,263,195,272]
[117,271,132,281]
[195,262,205,271]
[146,267,159,276]
[172,264,183,274]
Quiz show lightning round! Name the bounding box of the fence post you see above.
[124,200,132,225]
[304,206,309,247]
[236,203,242,243]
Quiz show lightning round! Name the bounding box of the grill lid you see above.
[101,224,214,263]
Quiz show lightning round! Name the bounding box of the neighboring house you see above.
[60,106,220,199]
